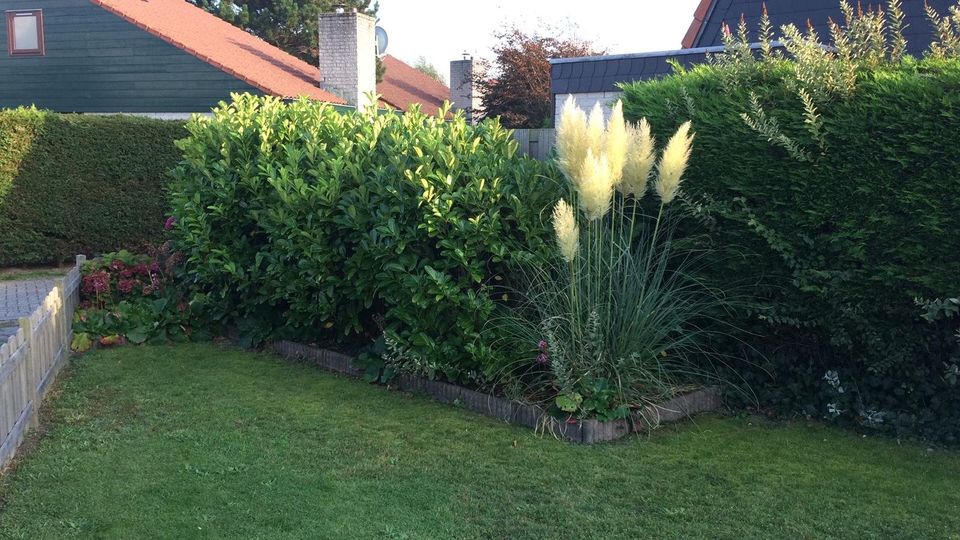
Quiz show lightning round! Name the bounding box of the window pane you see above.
[12,14,40,51]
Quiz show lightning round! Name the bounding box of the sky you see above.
[377,0,703,83]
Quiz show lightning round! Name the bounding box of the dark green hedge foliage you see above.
[170,95,559,384]
[0,108,185,266]
[621,58,960,443]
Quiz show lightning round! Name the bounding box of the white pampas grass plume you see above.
[586,102,605,158]
[605,101,628,186]
[578,149,615,220]
[619,118,656,198]
[556,96,589,183]
[556,97,618,219]
[552,199,579,263]
[655,121,694,205]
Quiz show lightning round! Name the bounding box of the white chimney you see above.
[450,54,481,124]
[318,8,377,111]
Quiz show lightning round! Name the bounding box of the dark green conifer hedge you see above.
[620,55,960,442]
[0,108,185,266]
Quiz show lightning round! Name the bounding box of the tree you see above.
[188,1,382,79]
[476,27,602,129]
[413,56,446,84]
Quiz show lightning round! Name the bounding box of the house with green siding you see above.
[0,0,450,116]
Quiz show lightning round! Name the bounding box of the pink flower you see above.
[109,260,126,272]
[120,269,134,279]
[117,279,137,294]
[164,216,176,230]
[133,263,151,276]
[536,340,550,365]
[82,271,111,295]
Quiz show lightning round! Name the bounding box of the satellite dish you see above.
[375,26,389,57]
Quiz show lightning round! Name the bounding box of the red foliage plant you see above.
[79,248,174,309]
[475,26,603,129]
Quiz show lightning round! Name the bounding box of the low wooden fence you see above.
[512,128,556,161]
[0,257,82,470]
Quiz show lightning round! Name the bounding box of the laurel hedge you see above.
[169,95,559,383]
[619,57,960,443]
[0,108,185,266]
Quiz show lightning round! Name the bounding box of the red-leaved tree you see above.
[477,27,603,128]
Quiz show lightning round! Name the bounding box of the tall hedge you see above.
[0,108,185,266]
[620,58,960,442]
[170,95,559,383]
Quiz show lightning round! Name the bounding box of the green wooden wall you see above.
[0,0,262,112]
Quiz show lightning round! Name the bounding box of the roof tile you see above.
[91,0,346,103]
[90,0,451,115]
[687,0,955,55]
[378,55,450,116]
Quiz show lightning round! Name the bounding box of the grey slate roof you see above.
[690,0,955,57]
[552,0,956,95]
[551,47,711,95]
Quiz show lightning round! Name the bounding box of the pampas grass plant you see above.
[494,98,735,423]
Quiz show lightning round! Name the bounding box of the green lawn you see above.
[1,344,958,539]
[0,267,68,282]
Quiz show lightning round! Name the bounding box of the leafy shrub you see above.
[73,246,197,351]
[918,297,960,386]
[0,107,186,266]
[619,4,960,442]
[170,94,559,384]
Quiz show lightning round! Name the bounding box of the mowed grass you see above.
[0,267,68,282]
[1,344,958,539]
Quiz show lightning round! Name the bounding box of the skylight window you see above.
[6,10,44,56]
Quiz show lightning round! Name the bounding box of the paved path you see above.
[0,279,56,342]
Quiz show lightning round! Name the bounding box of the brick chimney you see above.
[318,7,377,111]
[450,54,481,124]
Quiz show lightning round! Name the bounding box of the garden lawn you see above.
[1,344,958,539]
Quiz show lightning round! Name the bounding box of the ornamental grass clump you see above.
[496,97,734,422]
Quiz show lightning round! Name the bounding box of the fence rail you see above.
[0,256,82,470]
[512,128,556,161]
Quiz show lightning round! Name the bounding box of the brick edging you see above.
[268,340,721,444]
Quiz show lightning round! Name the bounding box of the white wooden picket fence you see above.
[0,257,82,470]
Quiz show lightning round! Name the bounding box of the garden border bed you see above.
[269,340,721,444]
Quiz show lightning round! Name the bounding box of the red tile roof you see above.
[379,55,450,115]
[90,0,452,115]
[91,0,345,103]
[682,0,716,48]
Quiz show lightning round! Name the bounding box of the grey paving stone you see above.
[0,279,56,333]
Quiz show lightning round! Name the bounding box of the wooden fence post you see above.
[17,317,39,430]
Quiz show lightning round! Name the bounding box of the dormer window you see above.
[6,10,44,57]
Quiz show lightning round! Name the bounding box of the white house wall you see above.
[554,92,624,126]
